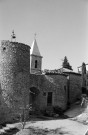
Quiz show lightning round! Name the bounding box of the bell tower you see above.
[30,35,43,74]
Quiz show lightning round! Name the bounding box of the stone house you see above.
[58,68,82,104]
[30,39,68,111]
[30,73,68,111]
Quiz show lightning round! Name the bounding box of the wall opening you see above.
[47,92,52,106]
[35,60,38,68]
[82,87,86,94]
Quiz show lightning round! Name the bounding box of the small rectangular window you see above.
[47,92,52,106]
[43,92,46,96]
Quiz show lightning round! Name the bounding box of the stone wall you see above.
[68,73,82,104]
[30,74,68,110]
[0,40,30,122]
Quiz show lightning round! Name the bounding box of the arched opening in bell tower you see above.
[35,60,38,68]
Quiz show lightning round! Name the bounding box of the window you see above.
[43,92,46,96]
[47,92,52,106]
[35,60,37,68]
[82,87,86,94]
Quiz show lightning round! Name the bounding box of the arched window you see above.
[35,60,37,68]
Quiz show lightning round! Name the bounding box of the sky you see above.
[0,0,88,71]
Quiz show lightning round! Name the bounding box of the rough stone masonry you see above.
[0,40,30,123]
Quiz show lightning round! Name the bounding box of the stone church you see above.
[0,38,82,122]
[30,38,82,109]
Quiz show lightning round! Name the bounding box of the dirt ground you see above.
[14,119,88,135]
[3,104,88,135]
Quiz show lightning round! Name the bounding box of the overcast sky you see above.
[0,0,88,71]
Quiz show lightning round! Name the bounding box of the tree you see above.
[62,56,73,70]
[19,104,32,129]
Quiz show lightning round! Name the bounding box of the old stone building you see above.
[0,39,82,123]
[30,74,68,111]
[29,39,68,111]
[58,68,82,104]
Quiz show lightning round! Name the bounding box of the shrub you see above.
[53,106,63,115]
[42,108,54,117]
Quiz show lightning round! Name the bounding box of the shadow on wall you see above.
[30,87,40,108]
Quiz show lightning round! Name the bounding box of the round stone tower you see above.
[0,40,30,122]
